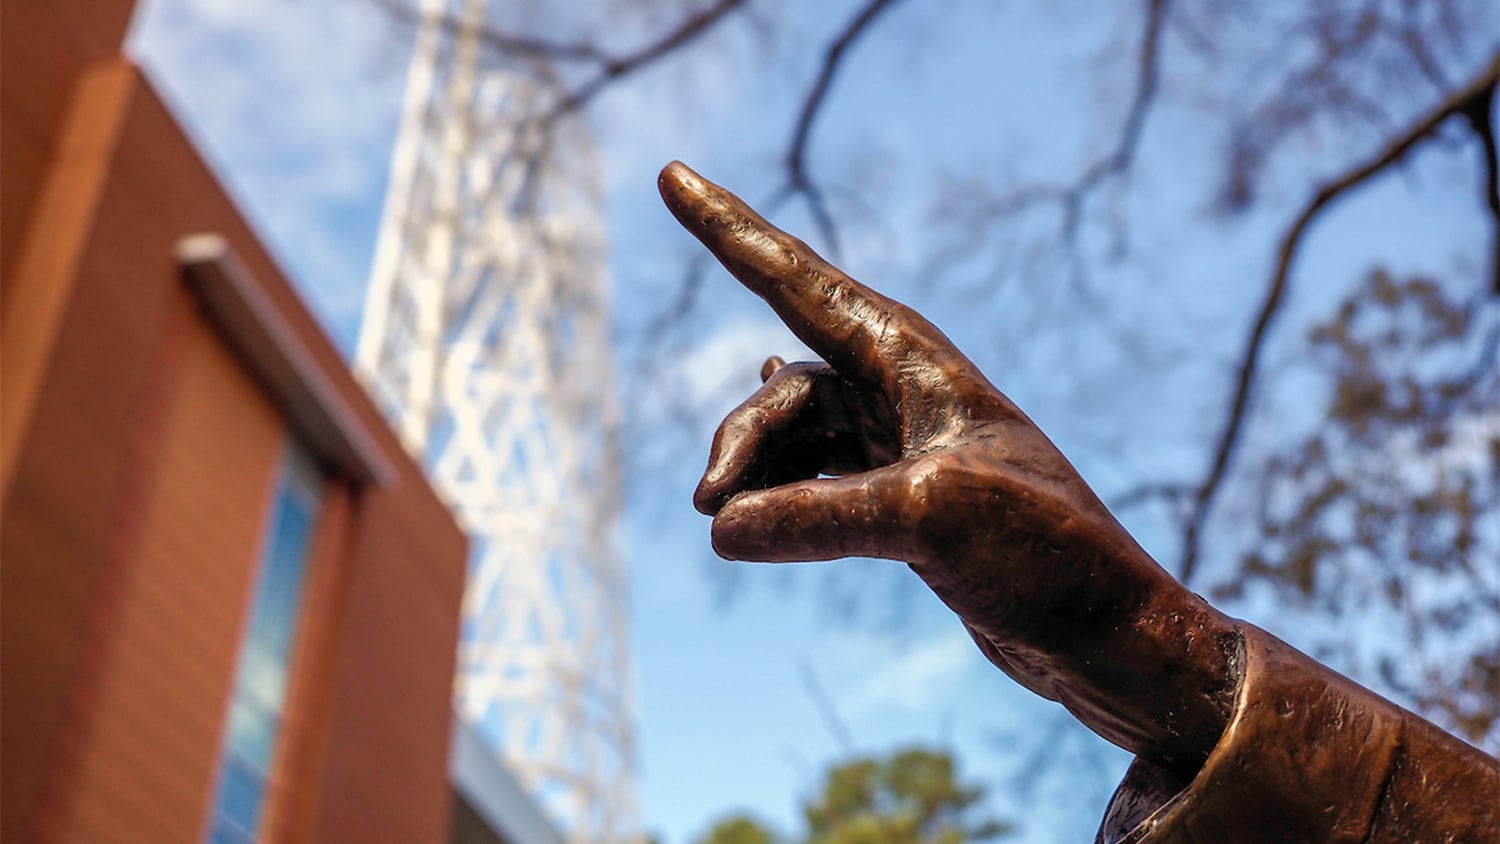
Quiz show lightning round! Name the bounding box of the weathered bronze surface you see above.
[659,161,1500,842]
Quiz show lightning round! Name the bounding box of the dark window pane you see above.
[205,446,321,843]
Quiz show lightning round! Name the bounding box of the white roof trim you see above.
[176,234,396,487]
[450,719,567,844]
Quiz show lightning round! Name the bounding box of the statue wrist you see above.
[949,537,1241,775]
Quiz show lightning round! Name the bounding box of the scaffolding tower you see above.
[355,0,637,840]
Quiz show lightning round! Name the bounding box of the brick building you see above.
[0,2,497,841]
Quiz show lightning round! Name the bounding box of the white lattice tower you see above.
[355,0,636,840]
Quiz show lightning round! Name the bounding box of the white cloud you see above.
[128,0,408,348]
[843,629,977,716]
[634,315,814,427]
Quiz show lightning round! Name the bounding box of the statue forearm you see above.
[917,506,1240,775]
[664,160,1499,843]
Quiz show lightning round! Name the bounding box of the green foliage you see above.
[698,815,781,844]
[695,747,1012,844]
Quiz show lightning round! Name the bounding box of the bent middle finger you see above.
[694,362,829,516]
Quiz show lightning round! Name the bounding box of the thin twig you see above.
[778,0,907,257]
[1109,480,1193,513]
[800,659,856,754]
[974,0,1169,250]
[367,0,612,63]
[1177,51,1500,585]
[629,252,713,381]
[632,0,906,357]
[1058,0,1168,240]
[548,0,752,121]
[371,0,752,127]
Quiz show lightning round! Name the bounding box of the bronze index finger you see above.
[658,161,966,392]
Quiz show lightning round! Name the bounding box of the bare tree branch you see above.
[370,0,753,126]
[549,0,753,121]
[629,252,714,383]
[367,0,613,63]
[1458,79,1499,294]
[630,0,906,364]
[974,0,1168,250]
[1055,0,1168,239]
[800,659,856,754]
[1177,51,1500,585]
[773,0,906,257]
[1109,480,1193,513]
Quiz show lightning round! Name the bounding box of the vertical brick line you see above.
[30,285,194,844]
[0,62,134,514]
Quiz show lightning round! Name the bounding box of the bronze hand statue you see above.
[661,160,1236,775]
[660,161,1499,843]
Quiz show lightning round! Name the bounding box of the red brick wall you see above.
[0,0,134,292]
[55,306,286,843]
[3,41,467,844]
[2,61,183,843]
[312,476,469,843]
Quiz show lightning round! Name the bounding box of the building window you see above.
[206,446,323,844]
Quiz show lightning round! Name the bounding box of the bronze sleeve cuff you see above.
[1096,623,1500,843]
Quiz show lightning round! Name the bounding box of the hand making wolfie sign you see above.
[657,160,1499,843]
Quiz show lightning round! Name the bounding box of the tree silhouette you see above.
[695,747,1013,844]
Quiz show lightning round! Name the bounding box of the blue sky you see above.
[128,1,1495,842]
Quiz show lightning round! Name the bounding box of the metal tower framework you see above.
[355,0,636,839]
